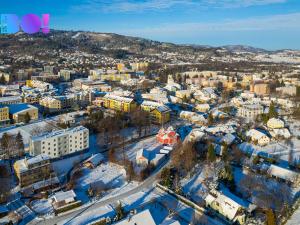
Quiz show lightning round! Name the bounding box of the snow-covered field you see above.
[77,162,126,190]
[120,136,161,162]
[52,152,90,178]
[181,166,209,204]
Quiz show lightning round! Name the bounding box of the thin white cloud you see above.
[72,0,287,13]
[120,12,300,36]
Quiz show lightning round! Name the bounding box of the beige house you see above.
[251,83,270,96]
[205,191,247,224]
[246,129,270,146]
[7,104,38,123]
[195,103,210,113]
[267,118,285,129]
[40,96,75,113]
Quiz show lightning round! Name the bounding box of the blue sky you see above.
[1,0,300,50]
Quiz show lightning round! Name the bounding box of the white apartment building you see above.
[238,104,264,119]
[29,126,89,159]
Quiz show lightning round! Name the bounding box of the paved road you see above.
[29,159,170,225]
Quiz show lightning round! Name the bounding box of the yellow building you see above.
[102,95,137,112]
[14,154,53,187]
[0,106,10,125]
[140,101,171,124]
[242,74,253,86]
[7,104,38,123]
[175,90,192,99]
[150,107,171,124]
[24,94,40,104]
[130,62,149,71]
[100,73,131,82]
[222,80,236,90]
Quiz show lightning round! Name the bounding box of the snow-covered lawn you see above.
[181,167,209,204]
[239,138,300,165]
[76,162,126,190]
[121,136,161,162]
[52,152,90,179]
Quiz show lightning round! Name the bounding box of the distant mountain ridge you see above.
[0,30,299,64]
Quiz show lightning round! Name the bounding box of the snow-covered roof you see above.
[220,133,236,145]
[0,95,22,103]
[270,128,291,138]
[84,153,104,166]
[103,94,134,103]
[53,190,76,203]
[15,154,50,173]
[206,125,235,134]
[267,118,285,128]
[205,191,245,221]
[246,129,268,140]
[267,165,299,183]
[31,126,88,141]
[116,209,156,225]
[26,154,51,166]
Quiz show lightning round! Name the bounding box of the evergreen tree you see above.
[268,101,278,119]
[0,75,6,84]
[219,163,235,191]
[24,112,31,124]
[16,132,24,151]
[1,132,9,151]
[116,202,125,220]
[221,142,229,162]
[160,167,172,189]
[207,144,216,162]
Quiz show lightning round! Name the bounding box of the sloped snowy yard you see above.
[76,162,127,190]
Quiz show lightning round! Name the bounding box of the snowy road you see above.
[29,158,170,225]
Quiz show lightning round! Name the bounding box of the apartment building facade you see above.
[238,104,264,119]
[102,94,137,112]
[0,106,10,125]
[29,126,89,159]
[14,154,53,187]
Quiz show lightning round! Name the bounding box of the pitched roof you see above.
[267,165,299,183]
[7,104,36,114]
[53,190,76,202]
[116,209,156,225]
